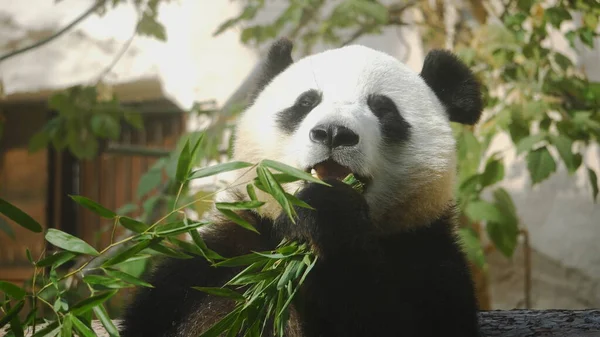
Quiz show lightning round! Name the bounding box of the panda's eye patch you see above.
[276,89,322,134]
[367,94,411,143]
[296,90,322,109]
[367,94,398,118]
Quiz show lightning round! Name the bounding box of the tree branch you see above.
[0,0,107,63]
[341,0,416,47]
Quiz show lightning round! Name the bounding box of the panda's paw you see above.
[275,178,372,255]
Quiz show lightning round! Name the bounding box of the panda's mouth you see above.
[305,159,369,188]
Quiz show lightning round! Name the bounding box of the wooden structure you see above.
[2,310,599,336]
[0,78,186,284]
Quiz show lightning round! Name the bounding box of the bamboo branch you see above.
[0,0,107,63]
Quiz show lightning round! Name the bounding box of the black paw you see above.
[275,178,371,255]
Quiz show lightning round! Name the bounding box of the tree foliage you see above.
[214,0,600,265]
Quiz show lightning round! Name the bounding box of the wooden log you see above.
[3,310,600,336]
[478,309,600,337]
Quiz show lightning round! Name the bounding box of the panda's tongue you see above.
[313,159,352,180]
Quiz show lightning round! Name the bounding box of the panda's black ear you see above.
[420,49,483,125]
[252,38,294,97]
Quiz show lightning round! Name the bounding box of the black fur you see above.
[277,89,323,134]
[120,180,480,337]
[420,50,483,125]
[252,37,295,99]
[367,94,411,144]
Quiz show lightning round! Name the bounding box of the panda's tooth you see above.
[310,168,317,178]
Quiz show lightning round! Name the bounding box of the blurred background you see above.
[0,0,599,318]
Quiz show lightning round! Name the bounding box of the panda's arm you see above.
[119,218,276,337]
[274,181,481,337]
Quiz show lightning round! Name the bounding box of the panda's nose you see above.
[309,124,359,148]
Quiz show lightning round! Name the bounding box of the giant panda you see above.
[120,38,483,337]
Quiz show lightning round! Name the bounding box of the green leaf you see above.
[36,251,77,268]
[137,163,164,198]
[526,146,557,185]
[137,12,167,41]
[155,220,207,237]
[549,135,578,173]
[69,195,116,219]
[62,313,73,337]
[545,7,572,28]
[102,239,157,267]
[0,217,15,239]
[260,159,330,185]
[28,131,50,153]
[217,208,259,233]
[465,200,509,225]
[192,287,245,302]
[247,184,258,201]
[105,269,154,288]
[71,314,97,337]
[588,167,599,202]
[198,308,241,337]
[45,228,99,256]
[227,269,281,285]
[90,114,120,140]
[0,198,43,233]
[215,201,265,211]
[119,216,149,233]
[116,203,138,216]
[188,161,254,180]
[70,290,117,316]
[214,253,267,267]
[516,132,546,155]
[256,166,296,222]
[190,230,225,261]
[480,158,504,187]
[0,300,24,330]
[0,281,26,300]
[487,219,519,258]
[176,139,192,183]
[149,241,192,259]
[93,305,120,337]
[457,228,486,269]
[83,275,132,289]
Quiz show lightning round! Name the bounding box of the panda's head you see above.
[230,38,482,230]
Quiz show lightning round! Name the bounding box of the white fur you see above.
[226,45,457,224]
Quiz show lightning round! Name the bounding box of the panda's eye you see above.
[367,94,397,118]
[295,90,321,110]
[367,94,411,144]
[276,89,322,134]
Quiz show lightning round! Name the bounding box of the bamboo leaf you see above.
[0,300,24,330]
[215,201,265,210]
[105,268,154,288]
[218,208,259,233]
[45,229,99,256]
[70,290,117,316]
[102,239,157,267]
[188,161,254,181]
[0,281,26,300]
[0,197,43,233]
[176,139,192,183]
[71,314,97,337]
[260,159,329,185]
[36,251,77,268]
[69,195,116,219]
[192,287,246,302]
[93,304,120,337]
[119,217,149,233]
